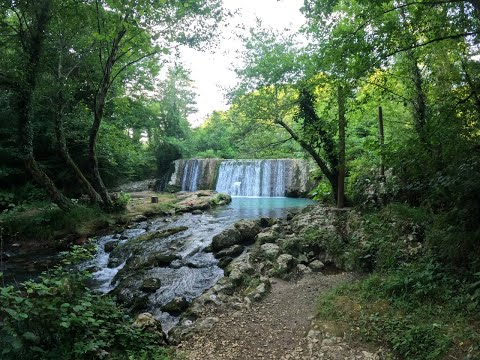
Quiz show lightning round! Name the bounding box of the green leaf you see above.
[60,321,71,329]
[22,332,39,342]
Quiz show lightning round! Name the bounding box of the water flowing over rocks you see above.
[171,204,388,359]
[84,195,314,334]
[167,158,312,197]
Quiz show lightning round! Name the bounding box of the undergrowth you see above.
[0,203,110,241]
[0,245,173,360]
[315,204,480,360]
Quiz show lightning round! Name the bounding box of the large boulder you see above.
[234,220,262,244]
[259,243,281,259]
[214,244,244,259]
[255,230,278,244]
[211,227,242,252]
[276,254,297,273]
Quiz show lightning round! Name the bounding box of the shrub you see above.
[0,247,171,360]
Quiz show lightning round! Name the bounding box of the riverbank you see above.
[0,190,231,283]
[1,198,479,359]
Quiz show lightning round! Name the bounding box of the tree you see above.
[0,0,73,210]
[232,27,348,203]
[0,0,225,210]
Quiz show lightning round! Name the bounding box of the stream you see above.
[84,197,315,332]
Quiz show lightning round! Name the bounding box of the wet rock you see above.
[276,254,297,273]
[259,243,280,259]
[309,260,325,271]
[192,209,203,215]
[126,253,180,271]
[255,230,278,244]
[116,288,149,312]
[234,220,261,243]
[104,241,118,253]
[141,277,161,292]
[217,257,233,268]
[211,227,242,252]
[215,244,244,259]
[162,296,190,314]
[260,217,275,227]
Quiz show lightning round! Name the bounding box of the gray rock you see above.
[141,278,161,292]
[297,264,312,274]
[228,256,254,285]
[276,254,297,273]
[211,227,242,252]
[215,244,244,258]
[297,253,309,264]
[255,230,278,244]
[309,260,325,271]
[192,209,203,215]
[251,282,270,302]
[234,220,261,243]
[162,296,190,314]
[260,243,281,259]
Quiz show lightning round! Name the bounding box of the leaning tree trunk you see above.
[16,0,72,211]
[89,107,112,206]
[55,104,103,205]
[275,118,339,198]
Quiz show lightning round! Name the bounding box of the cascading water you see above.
[216,159,288,197]
[181,159,201,191]
[169,158,311,197]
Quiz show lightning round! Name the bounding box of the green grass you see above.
[0,203,110,241]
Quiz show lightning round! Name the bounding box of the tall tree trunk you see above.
[399,5,428,144]
[88,26,127,208]
[410,57,428,143]
[16,0,72,211]
[337,85,346,209]
[378,106,385,178]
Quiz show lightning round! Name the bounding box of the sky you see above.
[180,0,306,126]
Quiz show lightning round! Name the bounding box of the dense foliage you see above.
[0,246,172,360]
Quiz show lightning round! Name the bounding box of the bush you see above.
[0,247,171,360]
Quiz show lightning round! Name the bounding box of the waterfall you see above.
[181,159,201,191]
[168,158,311,197]
[216,159,290,197]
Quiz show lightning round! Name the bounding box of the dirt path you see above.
[178,272,384,360]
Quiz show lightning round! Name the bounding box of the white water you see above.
[181,159,201,191]
[216,159,288,197]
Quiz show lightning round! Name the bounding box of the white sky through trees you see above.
[181,0,305,126]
